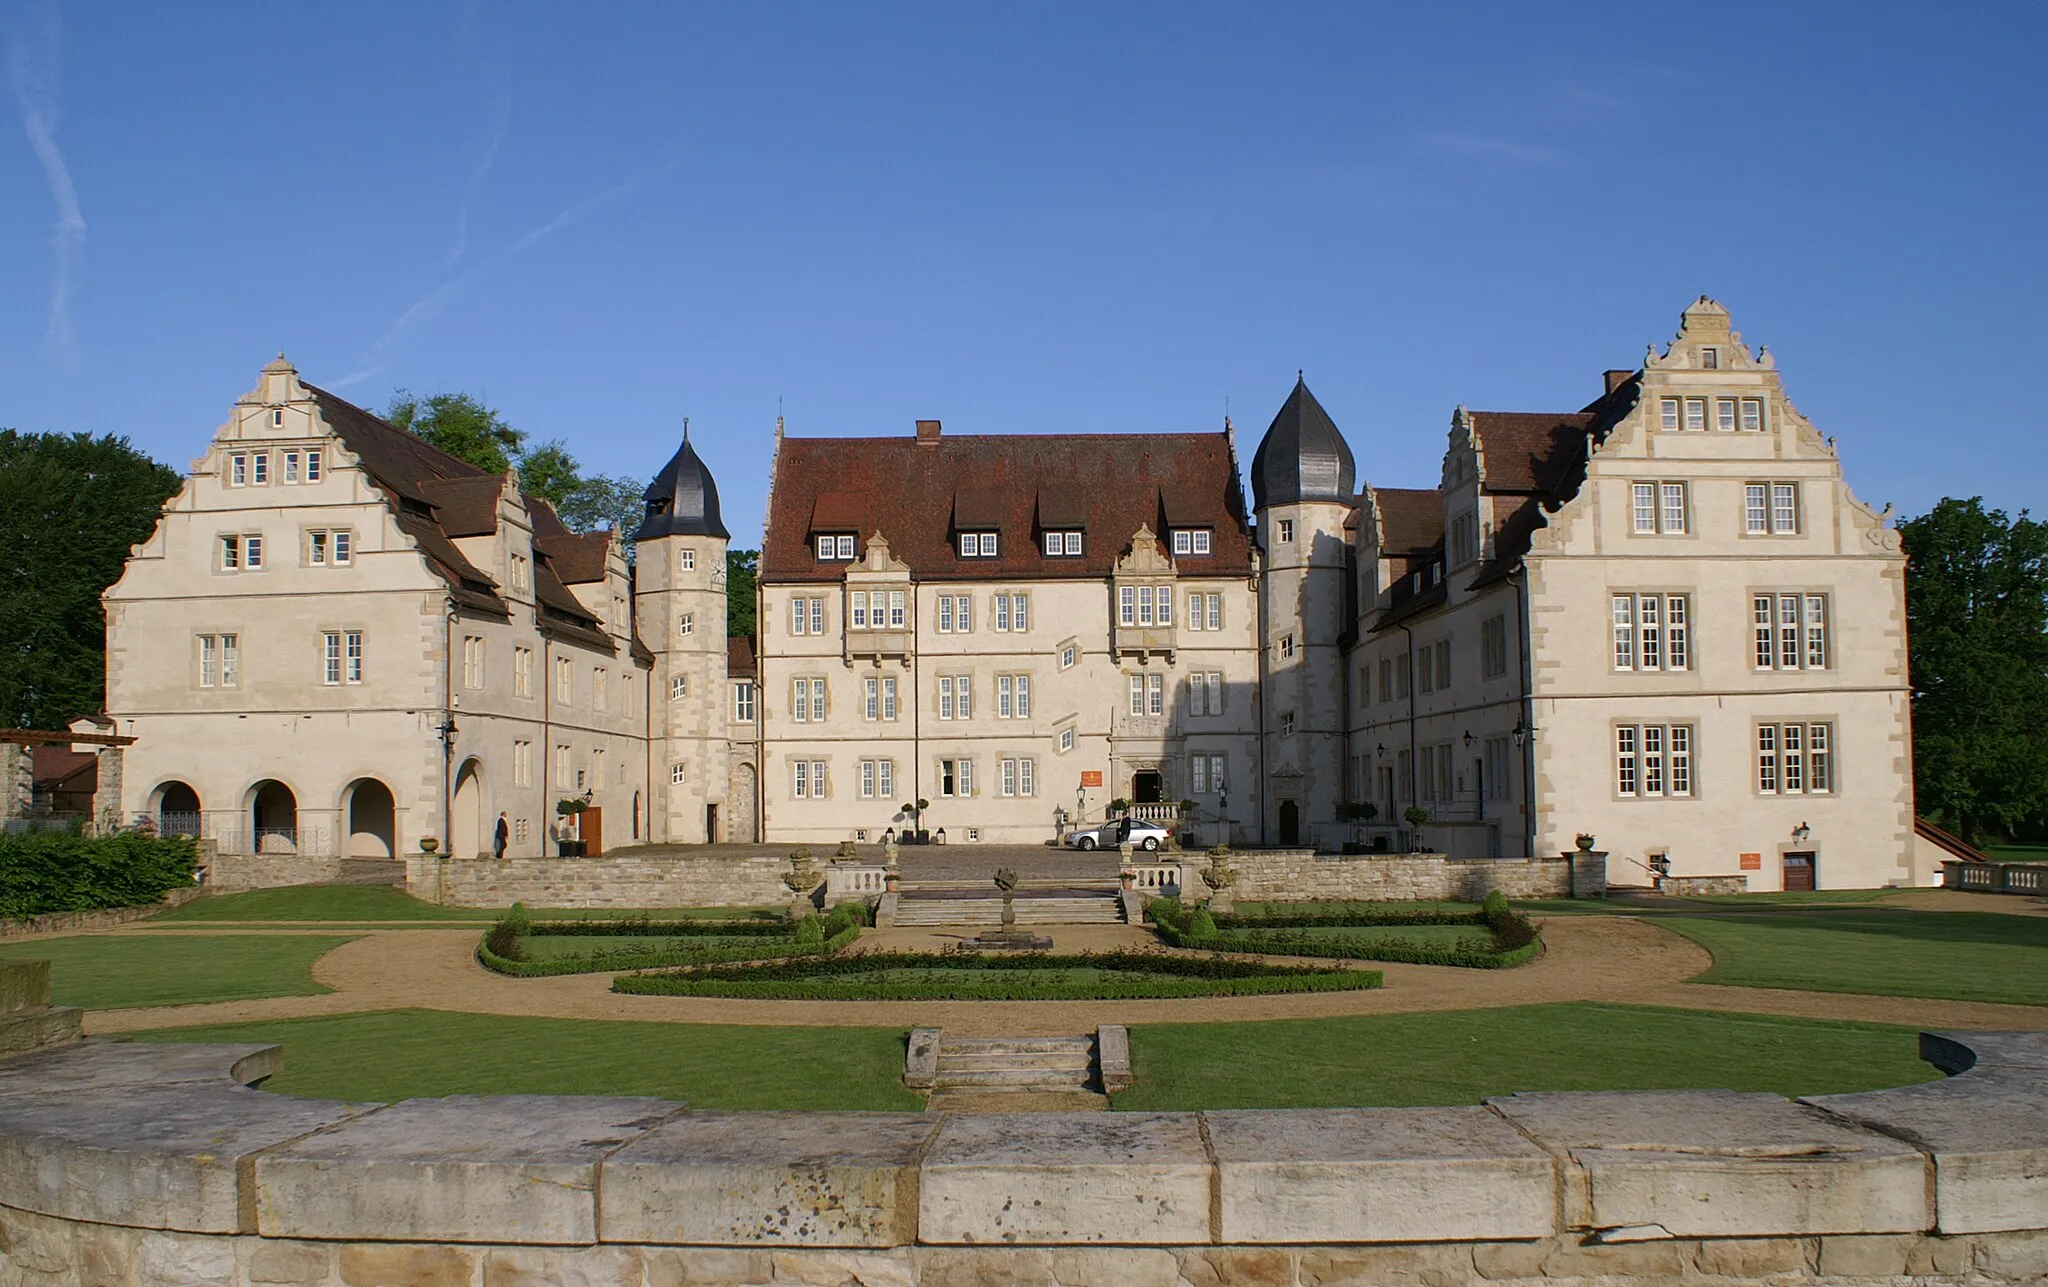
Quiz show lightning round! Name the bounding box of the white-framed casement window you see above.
[791,676,827,722]
[1059,644,1077,669]
[1630,481,1689,535]
[219,534,264,571]
[1190,753,1226,794]
[732,680,755,721]
[788,596,827,636]
[791,759,830,799]
[858,758,896,799]
[1744,482,1801,535]
[995,674,1031,719]
[1752,593,1830,671]
[1183,592,1222,631]
[554,656,574,705]
[1615,723,1694,798]
[815,534,855,561]
[513,647,534,697]
[1684,397,1707,431]
[937,675,973,720]
[1280,711,1297,738]
[1757,721,1833,795]
[513,740,532,787]
[1057,726,1076,754]
[196,633,239,689]
[1660,398,1680,431]
[228,453,248,486]
[1611,593,1690,672]
[1481,614,1508,679]
[1277,519,1295,542]
[1000,757,1037,797]
[939,758,974,798]
[849,590,907,629]
[305,529,353,566]
[678,548,697,570]
[462,635,485,689]
[678,612,695,636]
[669,673,688,700]
[282,450,301,483]
[671,761,688,785]
[1187,671,1225,716]
[1117,585,1172,627]
[1170,528,1213,556]
[1127,672,1163,716]
[1449,512,1479,567]
[251,452,270,484]
[1715,398,1737,432]
[862,675,900,721]
[305,449,322,481]
[322,630,363,685]
[1700,346,1720,369]
[593,668,609,708]
[1043,531,1083,556]
[935,594,972,633]
[958,531,998,558]
[1740,398,1765,432]
[1278,633,1296,660]
[509,553,530,592]
[993,593,1030,632]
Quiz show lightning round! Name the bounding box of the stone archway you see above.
[155,782,201,838]
[249,780,297,853]
[451,760,483,859]
[345,778,397,859]
[728,763,757,843]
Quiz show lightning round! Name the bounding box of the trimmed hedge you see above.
[613,950,1382,1000]
[1150,896,1543,969]
[0,831,197,921]
[477,904,865,978]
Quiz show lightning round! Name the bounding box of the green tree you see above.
[385,391,526,474]
[515,440,583,509]
[0,432,182,728]
[727,549,758,638]
[1900,497,2048,842]
[558,475,644,540]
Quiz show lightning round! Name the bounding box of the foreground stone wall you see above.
[404,851,790,908]
[0,1032,2043,1286]
[200,853,351,891]
[1223,850,1598,901]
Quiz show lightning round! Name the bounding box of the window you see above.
[1449,512,1478,568]
[1757,722,1833,795]
[1280,711,1296,738]
[1059,644,1077,669]
[1183,592,1222,631]
[1058,727,1076,754]
[1044,531,1083,556]
[591,749,607,790]
[220,535,241,571]
[732,681,755,721]
[861,675,900,721]
[1170,529,1212,556]
[1187,670,1225,716]
[1277,519,1294,542]
[789,597,827,635]
[791,677,827,722]
[791,759,830,799]
[958,531,999,557]
[993,593,1030,632]
[1753,593,1830,670]
[816,534,855,561]
[283,451,300,483]
[994,674,1031,718]
[270,408,284,428]
[939,757,974,798]
[999,757,1037,797]
[1616,723,1693,798]
[555,656,574,704]
[935,594,973,633]
[1128,672,1163,716]
[510,553,530,592]
[305,450,322,481]
[1716,398,1737,432]
[513,647,534,697]
[1660,398,1680,431]
[305,529,353,566]
[1190,753,1226,795]
[1740,398,1764,432]
[322,630,363,685]
[593,668,608,707]
[1484,737,1512,800]
[1435,639,1451,689]
[463,635,485,689]
[1684,398,1706,431]
[1630,481,1689,535]
[1700,346,1720,369]
[197,633,238,689]
[513,741,532,787]
[1481,615,1508,679]
[858,759,896,799]
[678,613,695,636]
[228,453,247,486]
[672,762,688,785]
[252,453,270,484]
[1611,594,1690,672]
[1744,482,1801,535]
[1279,634,1296,660]
[1378,658,1393,703]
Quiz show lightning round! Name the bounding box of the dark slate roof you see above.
[762,430,1251,583]
[416,476,506,537]
[635,434,729,541]
[306,386,486,504]
[727,635,757,680]
[538,532,612,586]
[1250,377,1356,510]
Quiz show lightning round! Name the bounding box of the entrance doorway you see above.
[345,778,397,858]
[1131,770,1163,804]
[451,760,483,859]
[705,803,720,844]
[1278,799,1301,846]
[1782,851,1817,892]
[157,782,201,837]
[250,780,297,853]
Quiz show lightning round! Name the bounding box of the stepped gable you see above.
[762,425,1251,582]
[1250,376,1356,510]
[635,433,729,541]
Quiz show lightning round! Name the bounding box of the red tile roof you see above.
[727,635,758,679]
[763,431,1251,582]
[1470,412,1596,495]
[538,532,612,586]
[1369,488,1443,555]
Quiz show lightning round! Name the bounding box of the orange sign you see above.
[1739,852,1762,871]
[1080,771,1104,788]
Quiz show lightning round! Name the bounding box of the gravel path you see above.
[81,913,2048,1038]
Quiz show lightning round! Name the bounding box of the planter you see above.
[1120,869,1135,890]
[558,840,587,858]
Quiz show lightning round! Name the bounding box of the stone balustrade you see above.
[822,863,889,901]
[0,1029,2044,1284]
[1945,860,2048,896]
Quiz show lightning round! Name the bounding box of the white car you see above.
[1063,818,1169,851]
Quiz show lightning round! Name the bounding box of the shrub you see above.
[794,914,825,948]
[1481,889,1510,918]
[0,831,198,920]
[1186,906,1219,939]
[482,917,524,963]
[504,902,532,934]
[1146,895,1183,924]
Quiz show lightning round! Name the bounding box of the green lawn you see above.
[136,1009,921,1109]
[1985,843,2048,865]
[1223,923,1487,946]
[519,933,780,962]
[1678,888,1904,907]
[150,885,780,924]
[1116,1003,1940,1110]
[0,934,353,1010]
[1658,910,2048,1005]
[1228,900,1484,917]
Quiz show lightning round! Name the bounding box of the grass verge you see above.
[133,1009,921,1109]
[1658,910,2048,1005]
[1116,1003,1940,1109]
[0,933,352,1010]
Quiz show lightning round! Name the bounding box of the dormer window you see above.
[1170,529,1212,556]
[816,534,855,561]
[1043,531,1083,556]
[1700,347,1720,369]
[958,532,998,558]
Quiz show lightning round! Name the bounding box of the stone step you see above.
[936,1052,1094,1073]
[941,1037,1094,1056]
[889,897,1124,926]
[923,1089,1111,1113]
[929,1067,1096,1089]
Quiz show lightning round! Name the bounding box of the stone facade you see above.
[0,1032,2045,1286]
[404,852,792,909]
[1208,850,1587,902]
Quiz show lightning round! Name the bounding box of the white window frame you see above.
[1740,398,1764,432]
[678,612,695,636]
[1752,593,1829,671]
[1057,727,1076,754]
[463,635,485,689]
[1755,722,1833,796]
[1615,722,1694,799]
[305,449,322,481]
[229,453,247,486]
[1630,481,1688,535]
[1059,645,1076,669]
[1279,634,1296,660]
[1611,593,1689,672]
[251,452,270,484]
[732,680,755,722]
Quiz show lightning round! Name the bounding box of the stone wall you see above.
[1664,875,1750,897]
[199,852,351,892]
[404,851,791,908]
[0,1031,2043,1286]
[1222,850,1599,902]
[0,887,202,939]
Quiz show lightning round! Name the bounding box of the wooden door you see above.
[582,807,604,858]
[1782,851,1815,891]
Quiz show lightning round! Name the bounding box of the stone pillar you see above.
[1567,850,1609,899]
[0,745,29,824]
[91,746,124,836]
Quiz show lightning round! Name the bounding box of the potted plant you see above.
[1108,797,1131,818]
[1402,805,1431,853]
[914,799,931,844]
[1575,833,1598,852]
[554,798,589,857]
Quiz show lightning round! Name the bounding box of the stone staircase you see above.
[889,882,1124,927]
[907,1027,1133,1111]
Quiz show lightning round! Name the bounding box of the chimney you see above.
[1603,369,1634,396]
[915,419,942,444]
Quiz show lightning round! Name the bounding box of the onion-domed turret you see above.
[1250,376,1356,511]
[634,431,729,541]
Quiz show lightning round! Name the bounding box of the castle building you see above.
[104,300,1933,889]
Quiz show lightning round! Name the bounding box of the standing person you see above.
[493,812,510,859]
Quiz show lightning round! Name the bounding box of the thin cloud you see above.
[450,93,511,264]
[7,5,85,365]
[330,167,668,389]
[1415,129,1566,168]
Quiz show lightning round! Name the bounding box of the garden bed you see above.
[1149,893,1541,968]
[613,950,1382,1000]
[477,905,864,977]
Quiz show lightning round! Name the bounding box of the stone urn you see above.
[418,837,440,855]
[1575,833,1597,853]
[1118,840,1134,861]
[783,850,820,920]
[1200,858,1239,914]
[994,867,1020,929]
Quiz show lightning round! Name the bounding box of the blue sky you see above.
[6,2,2044,546]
